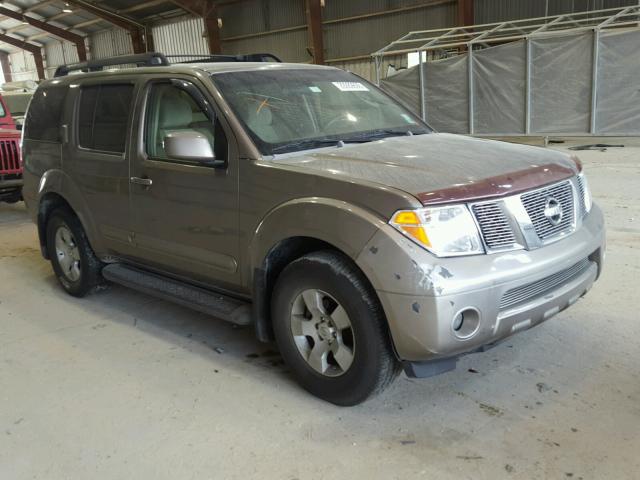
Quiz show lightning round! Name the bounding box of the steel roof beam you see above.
[25,1,170,42]
[0,34,45,79]
[63,0,148,53]
[0,6,87,61]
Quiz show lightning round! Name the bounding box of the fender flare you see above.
[36,169,104,256]
[248,197,389,342]
[249,196,387,273]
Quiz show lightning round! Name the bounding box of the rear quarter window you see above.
[24,86,67,142]
[77,84,134,154]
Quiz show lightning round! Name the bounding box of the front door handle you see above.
[130,176,153,187]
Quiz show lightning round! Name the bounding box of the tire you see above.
[271,250,400,406]
[2,189,21,204]
[45,208,103,297]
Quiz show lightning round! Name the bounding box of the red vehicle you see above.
[0,94,17,130]
[0,128,22,203]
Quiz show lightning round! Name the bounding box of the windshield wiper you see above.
[271,138,364,153]
[272,130,421,154]
[339,129,418,142]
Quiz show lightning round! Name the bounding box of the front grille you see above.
[521,180,575,240]
[0,139,21,175]
[499,258,591,310]
[472,202,517,250]
[576,175,587,217]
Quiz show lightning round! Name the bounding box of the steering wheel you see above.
[323,114,356,132]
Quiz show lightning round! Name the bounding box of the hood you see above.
[0,128,21,138]
[272,133,579,205]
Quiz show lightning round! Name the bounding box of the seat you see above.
[244,103,279,143]
[155,92,194,157]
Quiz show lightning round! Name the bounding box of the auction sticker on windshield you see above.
[332,82,369,92]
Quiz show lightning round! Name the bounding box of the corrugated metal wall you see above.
[219,0,308,62]
[44,41,81,77]
[9,0,634,83]
[475,0,639,23]
[153,16,209,59]
[332,54,409,82]
[324,1,456,59]
[89,28,134,59]
[8,51,38,81]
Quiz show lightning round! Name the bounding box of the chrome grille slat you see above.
[520,180,575,240]
[500,258,591,310]
[472,202,517,250]
[576,175,587,217]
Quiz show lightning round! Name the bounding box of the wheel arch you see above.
[36,171,100,260]
[249,197,388,343]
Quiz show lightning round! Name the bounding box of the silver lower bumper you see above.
[357,204,605,362]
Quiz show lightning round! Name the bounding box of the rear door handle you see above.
[130,176,153,187]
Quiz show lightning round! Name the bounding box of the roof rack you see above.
[54,52,170,77]
[166,53,282,63]
[53,51,282,78]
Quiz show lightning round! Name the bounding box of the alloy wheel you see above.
[54,225,81,282]
[290,289,356,377]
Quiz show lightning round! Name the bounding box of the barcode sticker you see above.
[332,82,369,92]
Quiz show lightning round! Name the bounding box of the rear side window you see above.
[24,87,67,142]
[78,84,134,154]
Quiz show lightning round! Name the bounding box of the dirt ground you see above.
[0,138,638,479]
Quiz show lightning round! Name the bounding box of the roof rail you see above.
[167,53,282,63]
[54,52,170,77]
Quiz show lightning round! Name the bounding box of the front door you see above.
[128,76,241,290]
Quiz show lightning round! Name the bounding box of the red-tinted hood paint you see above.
[273,133,579,205]
[415,163,577,205]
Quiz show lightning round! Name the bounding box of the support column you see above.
[204,7,222,54]
[457,0,474,26]
[305,0,324,64]
[0,52,12,82]
[33,51,45,80]
[169,1,222,54]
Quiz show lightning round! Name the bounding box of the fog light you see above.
[451,308,481,339]
[452,312,464,331]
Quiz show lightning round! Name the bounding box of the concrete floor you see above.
[1,138,639,480]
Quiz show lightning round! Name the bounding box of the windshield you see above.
[211,68,429,155]
[2,93,33,116]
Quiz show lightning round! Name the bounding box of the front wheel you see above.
[271,250,400,406]
[46,208,103,297]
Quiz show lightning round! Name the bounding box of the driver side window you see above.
[145,82,216,161]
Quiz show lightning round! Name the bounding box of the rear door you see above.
[64,79,138,256]
[128,75,241,291]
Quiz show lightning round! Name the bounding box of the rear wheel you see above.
[46,208,103,297]
[272,250,400,406]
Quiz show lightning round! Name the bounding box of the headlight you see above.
[578,172,592,213]
[390,205,484,257]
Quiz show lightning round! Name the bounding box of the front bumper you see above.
[0,177,23,199]
[356,204,605,362]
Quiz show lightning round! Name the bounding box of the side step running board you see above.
[102,264,252,325]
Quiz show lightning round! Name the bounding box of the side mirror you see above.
[163,130,225,168]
